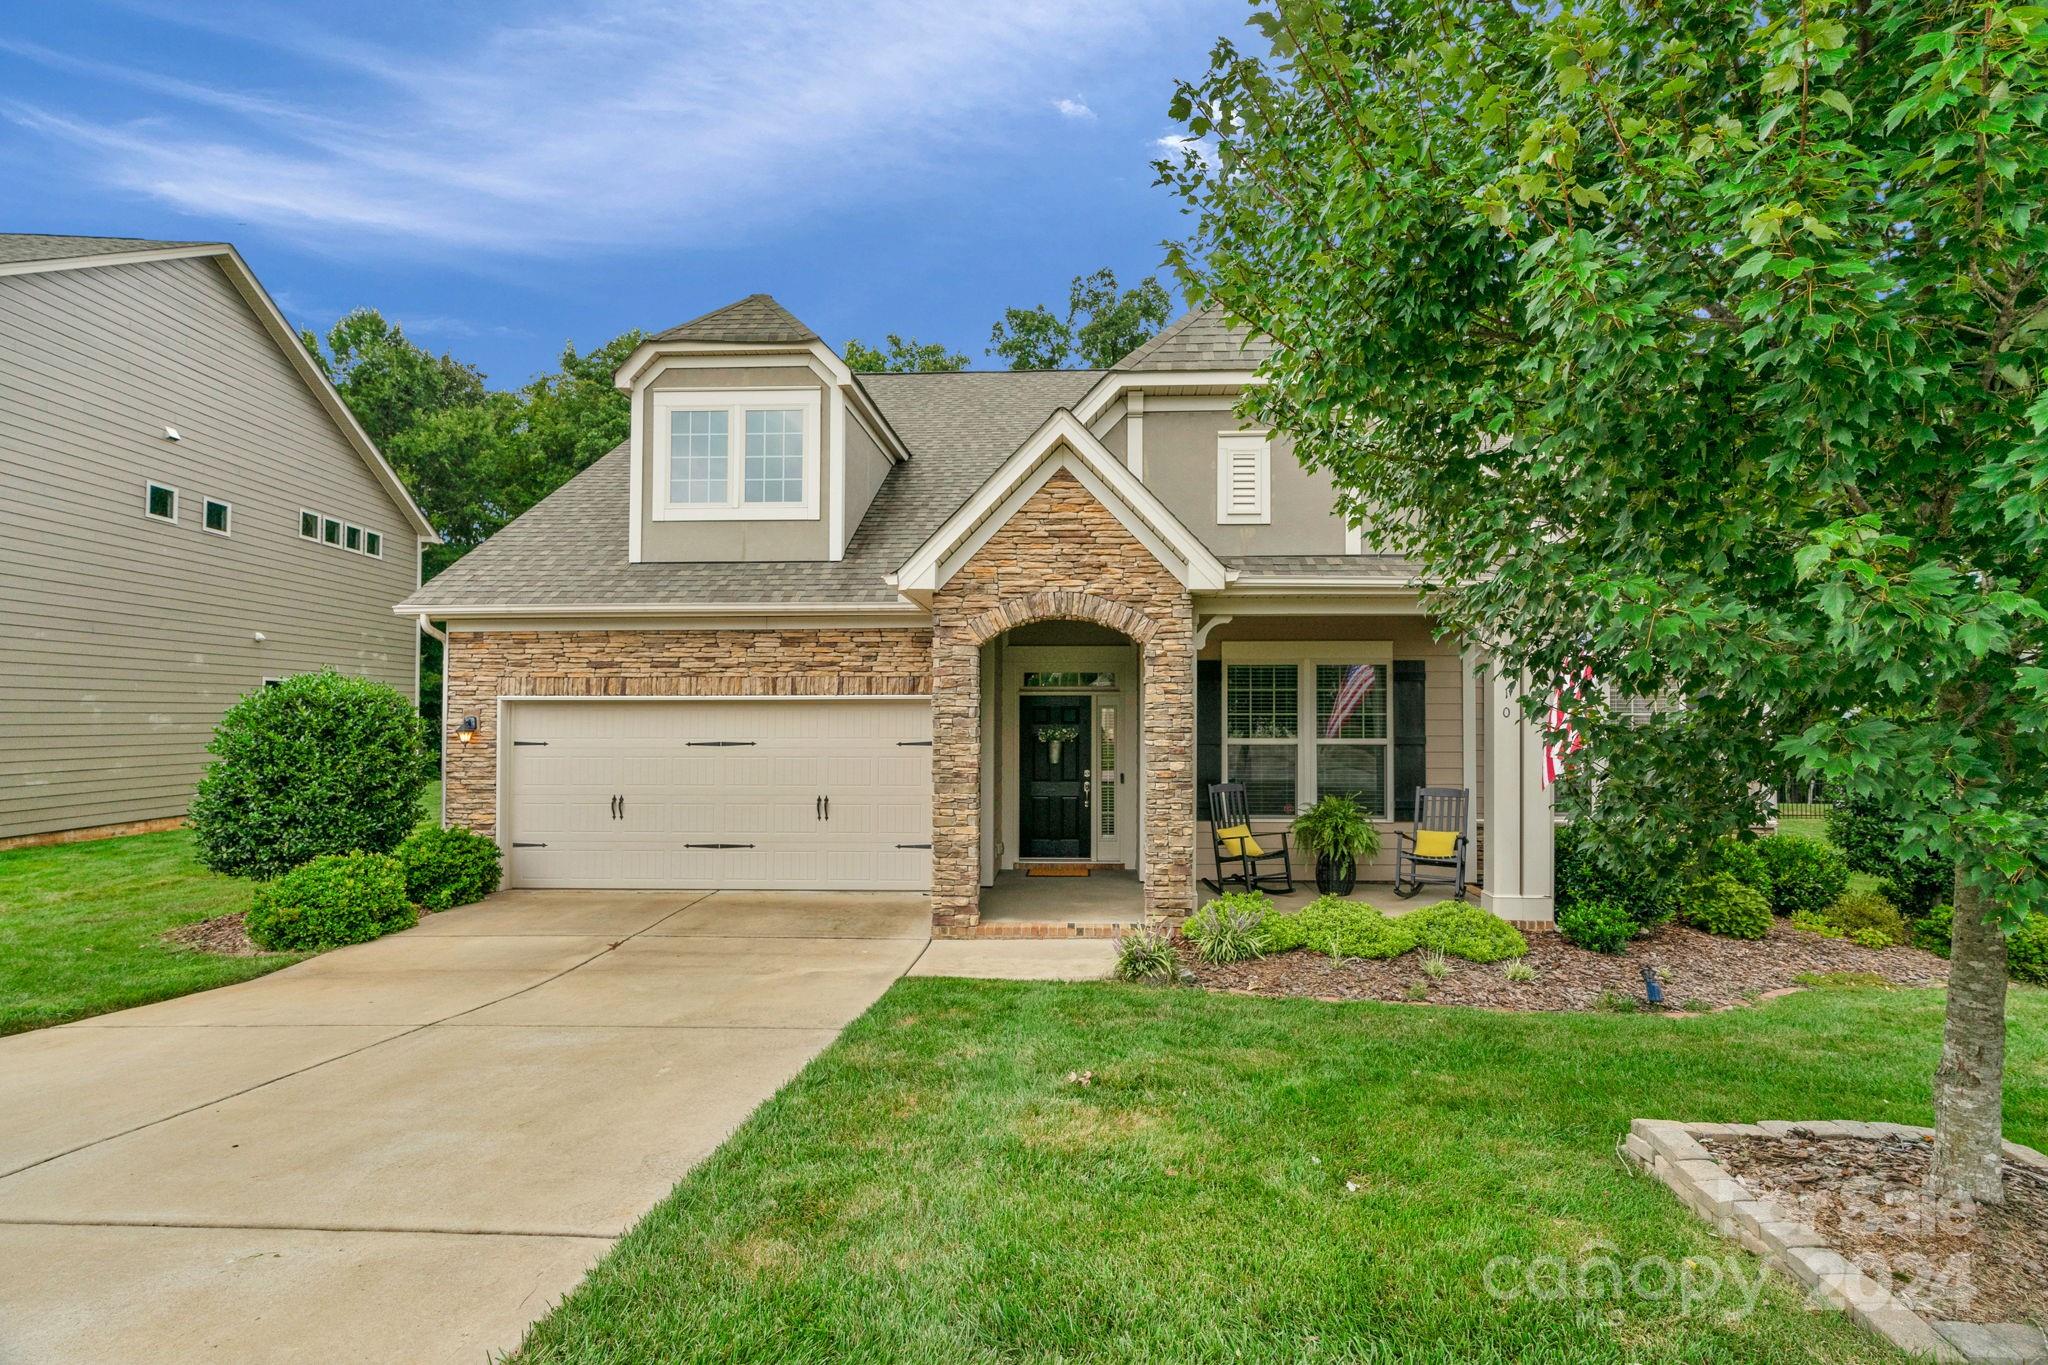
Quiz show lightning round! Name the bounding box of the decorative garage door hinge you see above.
[896,842,933,849]
[512,740,548,746]
[896,740,934,747]
[684,842,756,849]
[511,841,546,848]
[686,740,756,747]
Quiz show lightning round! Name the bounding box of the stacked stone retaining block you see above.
[1624,1118,2048,1363]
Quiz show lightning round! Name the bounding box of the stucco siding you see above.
[0,254,419,840]
[1137,408,1350,557]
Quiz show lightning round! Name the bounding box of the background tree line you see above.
[300,266,1171,725]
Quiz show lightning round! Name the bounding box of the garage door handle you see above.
[815,795,822,821]
[824,796,830,820]
[684,843,755,849]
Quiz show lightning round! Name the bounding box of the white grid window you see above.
[1225,663,1300,817]
[1223,648,1396,820]
[652,388,819,521]
[743,408,805,504]
[668,409,729,506]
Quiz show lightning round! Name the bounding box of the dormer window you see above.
[654,388,819,521]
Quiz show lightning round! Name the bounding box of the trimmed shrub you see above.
[1257,896,1416,959]
[1824,794,1954,915]
[1789,908,1843,939]
[1403,900,1527,962]
[1883,859,1956,918]
[1182,893,1268,964]
[1824,890,1910,948]
[1824,796,1897,875]
[397,825,502,911]
[1113,929,1178,983]
[1912,903,1954,957]
[1848,927,1892,950]
[1686,838,1773,901]
[2010,914,2048,986]
[245,851,416,952]
[1679,874,1772,940]
[1557,899,1636,954]
[1754,835,1850,917]
[1553,821,1678,930]
[189,671,432,880]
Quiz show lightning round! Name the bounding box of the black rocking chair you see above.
[1393,786,1470,899]
[1202,782,1295,895]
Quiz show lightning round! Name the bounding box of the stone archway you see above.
[927,471,1195,933]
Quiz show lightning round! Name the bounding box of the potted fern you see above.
[1291,794,1381,895]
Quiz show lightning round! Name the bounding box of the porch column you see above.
[930,624,982,930]
[1139,603,1196,923]
[1479,663,1555,924]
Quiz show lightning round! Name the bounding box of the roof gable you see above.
[892,408,1227,600]
[650,293,819,345]
[1116,302,1274,372]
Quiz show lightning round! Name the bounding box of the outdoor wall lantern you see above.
[456,716,479,744]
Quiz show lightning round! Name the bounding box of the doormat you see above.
[1026,865,1091,877]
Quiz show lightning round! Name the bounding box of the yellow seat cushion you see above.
[1412,829,1459,859]
[1215,825,1266,859]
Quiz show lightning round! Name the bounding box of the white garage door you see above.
[501,699,932,891]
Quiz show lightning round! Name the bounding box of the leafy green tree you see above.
[843,334,968,373]
[1163,0,2048,1203]
[988,268,1173,369]
[299,309,484,447]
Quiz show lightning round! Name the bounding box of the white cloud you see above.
[1152,133,1219,169]
[4,1,1181,254]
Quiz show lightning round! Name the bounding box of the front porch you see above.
[961,867,1466,940]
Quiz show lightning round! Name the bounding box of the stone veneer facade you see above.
[929,467,1196,929]
[441,627,932,837]
[440,467,1196,931]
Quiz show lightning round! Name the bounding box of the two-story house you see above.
[401,294,1556,935]
[0,234,437,846]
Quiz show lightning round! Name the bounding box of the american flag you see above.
[1543,664,1594,786]
[1324,664,1377,738]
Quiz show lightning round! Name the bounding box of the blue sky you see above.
[2,1,1243,385]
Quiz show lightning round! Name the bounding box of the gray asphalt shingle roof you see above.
[0,233,217,266]
[402,368,1102,609]
[649,293,818,345]
[400,301,1381,614]
[1115,302,1274,371]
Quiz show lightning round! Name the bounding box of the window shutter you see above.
[1215,435,1270,523]
[1393,660,1427,821]
[1196,660,1224,815]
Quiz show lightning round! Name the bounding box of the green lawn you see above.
[1774,814,1883,895]
[0,783,441,1036]
[517,979,2046,1363]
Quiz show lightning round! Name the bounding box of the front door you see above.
[1020,695,1091,859]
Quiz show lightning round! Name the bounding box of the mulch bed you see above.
[160,911,264,956]
[1701,1130,2048,1326]
[1178,919,1949,1013]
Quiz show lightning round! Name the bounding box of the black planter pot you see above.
[1315,854,1357,896]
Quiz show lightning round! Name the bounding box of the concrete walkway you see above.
[0,889,940,1363]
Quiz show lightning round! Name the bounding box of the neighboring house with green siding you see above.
[0,234,437,846]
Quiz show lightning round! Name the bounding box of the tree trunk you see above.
[1929,870,2007,1205]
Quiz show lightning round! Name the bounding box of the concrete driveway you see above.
[0,889,931,1363]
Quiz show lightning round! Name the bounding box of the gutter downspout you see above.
[418,614,449,828]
